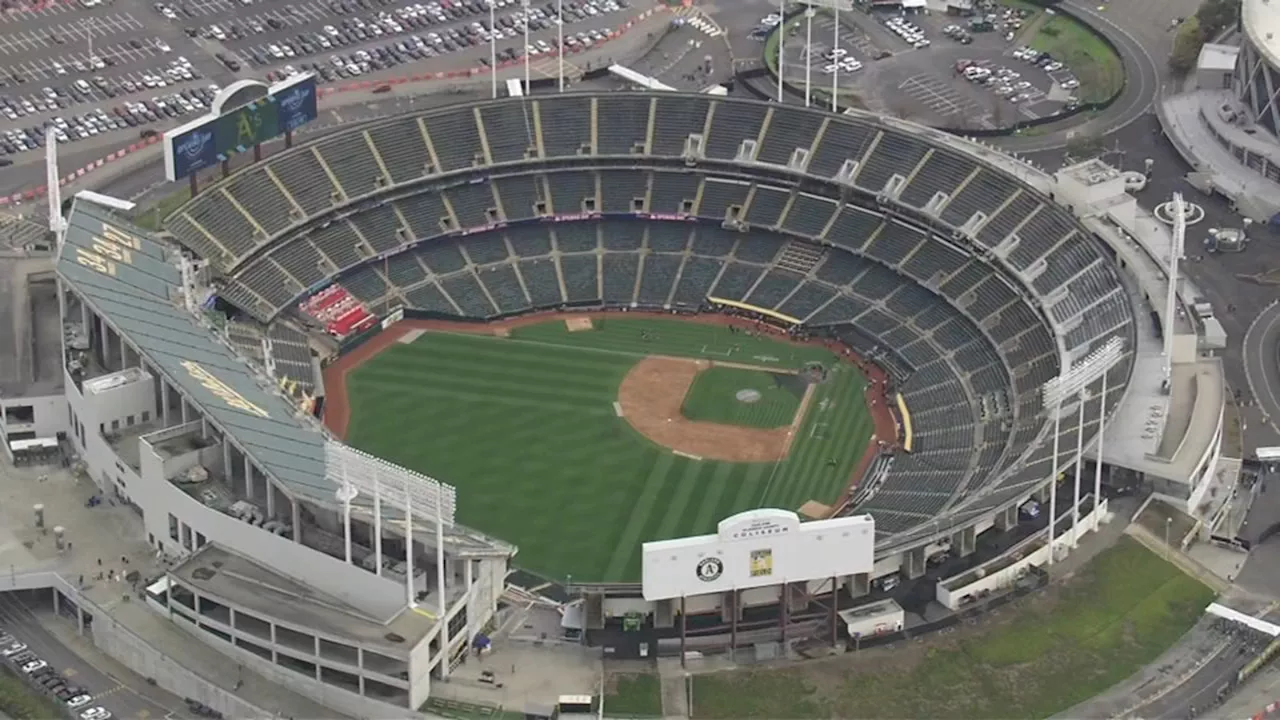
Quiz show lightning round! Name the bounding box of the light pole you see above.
[489,0,498,99]
[831,1,839,112]
[522,0,531,95]
[557,0,564,91]
[1041,336,1124,565]
[81,18,95,62]
[803,7,814,107]
[776,0,785,102]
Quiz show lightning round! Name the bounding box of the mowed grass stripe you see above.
[691,464,735,537]
[511,318,837,370]
[604,453,678,581]
[655,461,711,541]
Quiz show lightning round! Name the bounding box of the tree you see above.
[1168,16,1203,76]
[1195,0,1240,35]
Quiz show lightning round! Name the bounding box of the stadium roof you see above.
[56,199,332,503]
[1245,0,1280,70]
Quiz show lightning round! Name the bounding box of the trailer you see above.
[838,598,905,639]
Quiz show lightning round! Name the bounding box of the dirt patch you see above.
[618,356,803,463]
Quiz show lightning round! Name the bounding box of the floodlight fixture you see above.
[324,441,456,527]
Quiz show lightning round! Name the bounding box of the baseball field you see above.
[334,314,887,583]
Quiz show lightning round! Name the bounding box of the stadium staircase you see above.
[672,5,722,37]
[532,54,584,83]
[775,240,826,275]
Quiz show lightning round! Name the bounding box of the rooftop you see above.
[0,246,62,398]
[171,543,436,653]
[1198,43,1240,72]
[56,199,332,503]
[1245,0,1280,71]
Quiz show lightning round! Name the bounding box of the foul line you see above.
[674,451,703,461]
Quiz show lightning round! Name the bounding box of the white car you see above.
[21,660,46,673]
[1044,61,1063,72]
[824,48,848,60]
[1060,78,1080,89]
[761,13,781,26]
[0,643,26,657]
[67,695,93,709]
[80,708,112,720]
[841,59,863,72]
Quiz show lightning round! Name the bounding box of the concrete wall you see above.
[935,500,1108,610]
[167,610,423,719]
[0,393,68,439]
[0,571,270,719]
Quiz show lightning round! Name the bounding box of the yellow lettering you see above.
[180,361,270,418]
[100,225,142,250]
[75,248,116,276]
[91,239,133,265]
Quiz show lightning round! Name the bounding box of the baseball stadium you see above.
[43,86,1233,718]
[163,89,1136,581]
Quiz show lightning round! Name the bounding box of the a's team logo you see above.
[235,109,263,147]
[176,129,213,160]
[696,557,723,583]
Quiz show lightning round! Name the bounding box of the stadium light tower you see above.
[1162,193,1186,389]
[1040,336,1123,563]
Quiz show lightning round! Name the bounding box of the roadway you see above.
[0,590,183,720]
[1245,302,1280,442]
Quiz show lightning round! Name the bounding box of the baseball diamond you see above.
[326,313,886,582]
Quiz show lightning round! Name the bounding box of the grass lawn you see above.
[681,366,802,429]
[1029,13,1125,104]
[604,673,664,717]
[690,536,1214,719]
[0,670,64,720]
[344,317,874,582]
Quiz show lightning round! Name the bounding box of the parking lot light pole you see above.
[557,0,564,91]
[776,0,785,102]
[81,18,95,62]
[831,1,839,112]
[523,0,531,94]
[489,0,498,99]
[803,7,813,107]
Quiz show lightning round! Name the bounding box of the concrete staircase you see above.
[775,241,826,274]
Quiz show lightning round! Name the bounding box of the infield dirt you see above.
[617,357,814,463]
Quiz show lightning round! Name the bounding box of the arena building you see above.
[1160,0,1280,221]
[45,91,1229,715]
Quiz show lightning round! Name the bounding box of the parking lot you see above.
[770,4,1078,129]
[0,0,647,163]
[165,0,637,85]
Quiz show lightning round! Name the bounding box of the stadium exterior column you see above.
[679,597,687,669]
[780,582,788,647]
[829,577,838,647]
[265,478,276,516]
[160,382,170,426]
[222,440,232,484]
[243,455,253,500]
[729,590,737,657]
[291,499,301,544]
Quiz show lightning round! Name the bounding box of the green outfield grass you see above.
[689,536,1215,719]
[344,317,875,582]
[681,367,801,429]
